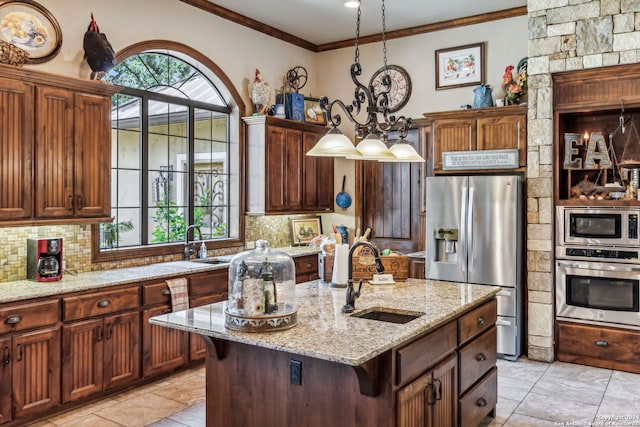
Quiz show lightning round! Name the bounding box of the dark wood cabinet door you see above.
[0,78,33,220]
[103,311,140,391]
[189,293,225,361]
[12,327,60,419]
[0,337,11,425]
[430,354,457,427]
[73,93,111,217]
[303,131,334,211]
[431,119,475,172]
[477,115,526,167]
[265,125,287,212]
[409,259,426,279]
[61,318,103,402]
[284,128,304,211]
[142,305,188,378]
[34,86,75,218]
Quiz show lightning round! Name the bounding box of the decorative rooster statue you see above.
[83,13,115,80]
[250,69,271,115]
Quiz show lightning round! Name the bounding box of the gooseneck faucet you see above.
[342,241,386,313]
[184,224,202,260]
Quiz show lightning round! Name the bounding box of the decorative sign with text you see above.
[442,149,519,170]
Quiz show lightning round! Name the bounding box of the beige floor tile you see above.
[514,391,598,424]
[530,374,606,405]
[543,361,612,384]
[151,377,206,406]
[493,396,520,424]
[605,370,640,401]
[166,401,205,426]
[26,421,57,427]
[47,398,120,425]
[497,357,549,383]
[111,380,171,402]
[95,393,187,427]
[596,395,640,421]
[57,413,125,427]
[498,375,535,401]
[503,413,557,426]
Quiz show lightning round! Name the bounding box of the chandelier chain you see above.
[381,0,388,72]
[354,0,361,64]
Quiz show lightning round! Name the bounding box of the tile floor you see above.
[26,357,640,427]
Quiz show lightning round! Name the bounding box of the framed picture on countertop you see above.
[291,217,322,245]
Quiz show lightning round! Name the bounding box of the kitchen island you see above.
[150,279,500,427]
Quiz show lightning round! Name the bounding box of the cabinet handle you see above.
[68,195,74,211]
[4,315,22,325]
[477,316,486,325]
[97,326,103,342]
[161,289,171,296]
[475,352,487,362]
[433,378,442,401]
[426,382,436,405]
[76,195,83,210]
[476,397,487,407]
[595,339,609,347]
[2,346,10,365]
[97,299,111,308]
[16,344,22,362]
[106,324,113,340]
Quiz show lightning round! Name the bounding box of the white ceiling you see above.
[206,0,528,45]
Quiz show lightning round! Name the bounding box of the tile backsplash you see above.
[0,214,322,282]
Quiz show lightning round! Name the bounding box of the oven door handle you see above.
[557,260,640,273]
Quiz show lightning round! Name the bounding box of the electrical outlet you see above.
[290,359,302,385]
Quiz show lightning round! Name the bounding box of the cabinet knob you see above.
[475,352,487,362]
[476,397,487,407]
[594,339,609,347]
[97,299,111,308]
[306,263,313,268]
[477,316,486,325]
[161,289,171,296]
[4,315,22,325]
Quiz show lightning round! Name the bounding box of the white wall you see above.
[316,15,528,231]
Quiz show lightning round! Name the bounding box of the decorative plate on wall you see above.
[0,0,62,64]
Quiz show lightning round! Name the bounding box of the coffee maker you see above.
[27,238,63,282]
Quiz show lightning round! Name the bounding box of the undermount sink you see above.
[351,308,424,324]
[194,258,228,265]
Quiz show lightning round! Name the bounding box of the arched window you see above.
[94,43,244,260]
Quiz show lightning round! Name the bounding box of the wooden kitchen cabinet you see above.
[0,77,33,221]
[423,105,527,173]
[0,337,10,425]
[61,286,140,402]
[244,116,333,214]
[409,258,426,279]
[397,354,458,427]
[142,280,189,378]
[294,254,319,283]
[189,270,228,361]
[0,63,119,225]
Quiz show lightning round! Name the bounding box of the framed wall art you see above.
[0,0,62,64]
[435,42,485,90]
[291,217,322,245]
[303,97,326,125]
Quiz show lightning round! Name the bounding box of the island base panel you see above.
[204,338,393,427]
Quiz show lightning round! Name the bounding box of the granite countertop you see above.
[0,247,320,304]
[149,279,499,366]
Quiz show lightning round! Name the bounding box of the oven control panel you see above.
[557,245,640,263]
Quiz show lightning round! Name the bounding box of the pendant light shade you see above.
[347,134,397,160]
[384,139,425,162]
[306,127,360,157]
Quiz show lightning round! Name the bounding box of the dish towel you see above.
[166,277,189,312]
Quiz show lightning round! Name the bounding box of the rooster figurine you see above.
[83,13,115,80]
[250,69,271,115]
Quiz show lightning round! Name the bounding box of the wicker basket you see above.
[0,40,29,66]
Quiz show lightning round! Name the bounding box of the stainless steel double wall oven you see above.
[556,207,640,328]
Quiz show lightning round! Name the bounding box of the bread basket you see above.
[0,40,29,66]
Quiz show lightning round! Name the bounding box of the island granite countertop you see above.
[149,279,499,366]
[0,246,319,304]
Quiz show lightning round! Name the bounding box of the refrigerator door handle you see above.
[467,186,475,274]
[460,185,468,274]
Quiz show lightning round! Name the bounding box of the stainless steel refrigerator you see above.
[426,175,522,360]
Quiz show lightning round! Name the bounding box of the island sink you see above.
[351,307,425,324]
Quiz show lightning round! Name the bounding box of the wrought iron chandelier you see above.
[306,0,423,162]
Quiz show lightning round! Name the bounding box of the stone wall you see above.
[527,0,640,361]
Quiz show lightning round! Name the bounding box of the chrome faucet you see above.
[184,224,202,260]
[342,241,386,313]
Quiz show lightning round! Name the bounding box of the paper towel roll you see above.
[331,244,349,287]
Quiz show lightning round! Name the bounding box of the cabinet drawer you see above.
[396,320,456,386]
[295,255,318,275]
[143,282,173,306]
[0,299,59,333]
[63,286,139,321]
[190,270,228,296]
[558,322,640,364]
[458,326,497,392]
[459,367,497,427]
[458,299,497,345]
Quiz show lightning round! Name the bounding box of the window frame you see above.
[92,40,246,263]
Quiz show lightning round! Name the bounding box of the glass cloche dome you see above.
[225,240,297,332]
